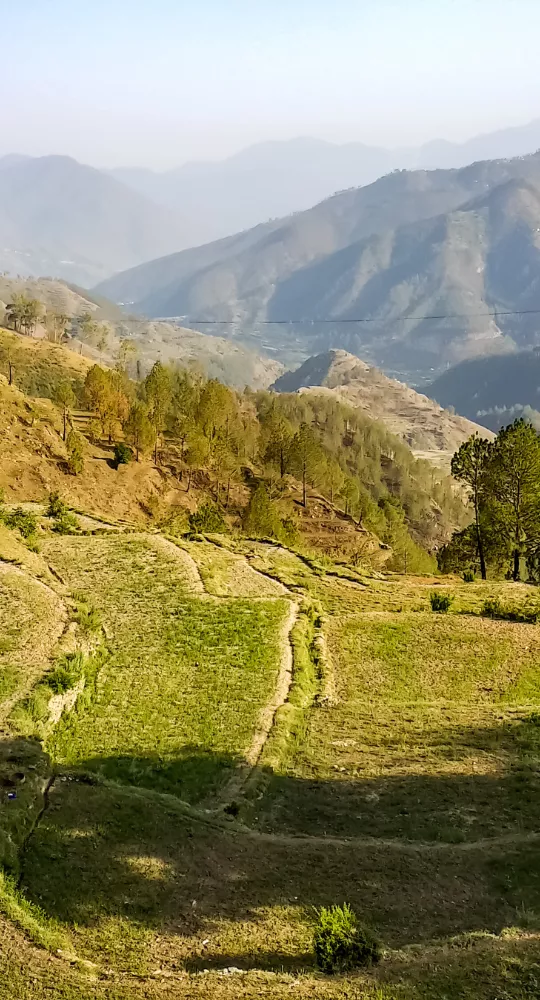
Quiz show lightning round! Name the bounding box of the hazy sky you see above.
[4,0,540,169]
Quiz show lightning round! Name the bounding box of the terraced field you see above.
[257,574,540,840]
[2,529,540,999]
[42,534,291,801]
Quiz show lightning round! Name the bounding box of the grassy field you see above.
[3,532,540,998]
[256,573,540,841]
[177,537,287,598]
[0,565,65,726]
[17,778,540,991]
[41,534,290,801]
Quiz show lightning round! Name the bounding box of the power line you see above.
[176,307,540,325]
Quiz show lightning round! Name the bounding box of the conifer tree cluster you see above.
[441,419,540,580]
[74,361,463,564]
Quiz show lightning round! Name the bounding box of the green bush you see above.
[313,904,380,974]
[46,652,86,693]
[481,597,503,619]
[46,491,67,518]
[74,603,102,634]
[463,569,475,583]
[429,591,453,613]
[3,507,38,539]
[25,534,41,553]
[51,511,80,535]
[113,442,133,468]
[189,501,226,534]
[66,429,85,475]
[480,597,540,624]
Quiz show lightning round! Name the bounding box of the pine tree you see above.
[242,483,282,538]
[124,401,155,460]
[289,423,324,507]
[53,380,76,442]
[451,434,492,580]
[487,419,540,580]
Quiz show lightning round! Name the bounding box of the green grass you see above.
[0,667,19,703]
[19,779,540,986]
[5,538,540,999]
[255,573,540,840]
[0,569,65,720]
[178,538,286,598]
[42,535,290,801]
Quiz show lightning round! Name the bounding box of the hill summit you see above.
[272,349,492,455]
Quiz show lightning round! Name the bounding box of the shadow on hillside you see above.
[70,746,243,803]
[3,717,538,969]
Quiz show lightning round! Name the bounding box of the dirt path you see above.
[246,598,298,767]
[239,826,540,854]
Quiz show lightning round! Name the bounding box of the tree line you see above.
[2,294,137,365]
[51,359,464,571]
[441,419,540,581]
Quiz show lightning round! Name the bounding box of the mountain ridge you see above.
[0,155,194,286]
[107,118,540,243]
[96,151,540,377]
[271,349,492,455]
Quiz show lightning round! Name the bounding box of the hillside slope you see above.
[1,534,539,999]
[0,156,189,285]
[272,350,492,452]
[96,153,540,376]
[426,348,540,431]
[0,279,283,390]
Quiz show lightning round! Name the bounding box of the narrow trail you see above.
[146,533,205,594]
[239,826,540,854]
[218,597,299,804]
[246,598,299,768]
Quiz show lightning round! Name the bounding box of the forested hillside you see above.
[0,328,466,569]
[272,349,491,453]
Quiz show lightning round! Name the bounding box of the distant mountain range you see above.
[97,151,540,378]
[109,119,540,245]
[272,349,491,456]
[1,116,540,290]
[0,155,193,286]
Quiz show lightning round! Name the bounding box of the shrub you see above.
[46,491,67,518]
[480,597,540,624]
[481,597,503,619]
[46,666,76,694]
[46,652,86,693]
[189,501,226,534]
[51,511,80,535]
[313,904,380,974]
[4,507,38,539]
[113,442,133,468]
[25,534,41,553]
[429,591,453,613]
[463,569,475,583]
[74,603,102,634]
[66,429,85,475]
